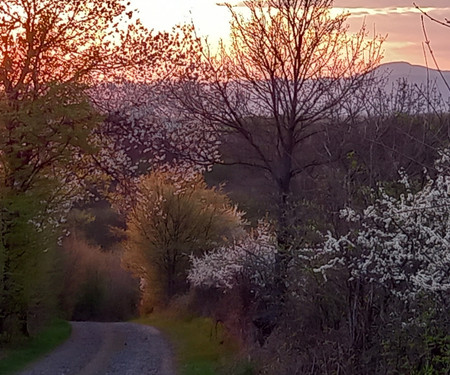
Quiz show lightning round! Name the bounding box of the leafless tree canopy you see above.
[173,0,384,202]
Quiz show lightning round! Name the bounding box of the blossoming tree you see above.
[89,81,220,191]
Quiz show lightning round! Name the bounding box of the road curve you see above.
[18,322,175,375]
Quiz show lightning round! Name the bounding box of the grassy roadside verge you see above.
[137,314,254,375]
[0,319,72,375]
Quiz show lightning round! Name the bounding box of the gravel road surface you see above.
[18,322,175,375]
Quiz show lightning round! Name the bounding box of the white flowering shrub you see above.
[187,221,277,291]
[314,150,450,302]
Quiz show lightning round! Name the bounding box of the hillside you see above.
[376,61,450,97]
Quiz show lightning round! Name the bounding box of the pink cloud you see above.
[213,1,450,69]
[341,5,450,69]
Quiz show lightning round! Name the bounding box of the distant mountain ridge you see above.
[376,61,450,96]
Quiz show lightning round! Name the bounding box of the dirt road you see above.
[18,322,175,375]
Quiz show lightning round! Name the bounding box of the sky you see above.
[130,1,450,70]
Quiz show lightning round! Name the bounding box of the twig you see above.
[420,15,450,94]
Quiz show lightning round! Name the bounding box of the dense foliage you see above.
[122,170,243,311]
[0,0,191,341]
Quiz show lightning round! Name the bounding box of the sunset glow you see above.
[2,1,448,369]
[130,1,450,69]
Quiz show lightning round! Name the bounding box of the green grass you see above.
[137,313,253,375]
[0,319,72,375]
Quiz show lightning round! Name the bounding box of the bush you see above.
[122,170,244,311]
[60,232,139,321]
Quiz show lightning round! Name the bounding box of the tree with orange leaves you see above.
[0,0,198,194]
[0,0,189,96]
[0,0,193,340]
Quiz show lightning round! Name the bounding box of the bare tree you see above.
[173,0,384,225]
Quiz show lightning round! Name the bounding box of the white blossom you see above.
[313,150,450,301]
[89,82,220,179]
[187,220,277,290]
